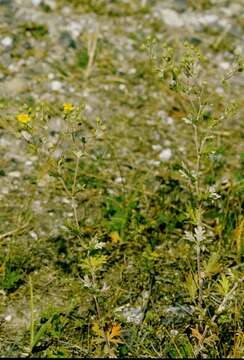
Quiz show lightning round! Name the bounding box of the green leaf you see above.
[205,252,221,277]
[31,315,55,351]
[184,272,198,302]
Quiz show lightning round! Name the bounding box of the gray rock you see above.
[160,8,184,28]
[0,77,29,97]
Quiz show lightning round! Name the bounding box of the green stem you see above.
[29,276,34,352]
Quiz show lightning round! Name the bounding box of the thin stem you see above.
[93,294,110,351]
[29,276,34,352]
[72,198,79,229]
[84,28,98,79]
[58,155,80,229]
[193,124,201,199]
[0,221,30,240]
[196,241,203,311]
[72,155,80,197]
[89,260,110,352]
[71,155,81,228]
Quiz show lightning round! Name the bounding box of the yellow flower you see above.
[63,103,74,112]
[16,113,30,124]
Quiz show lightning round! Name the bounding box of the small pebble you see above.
[5,315,12,322]
[152,144,162,151]
[1,36,13,47]
[32,0,42,5]
[8,171,21,178]
[50,80,62,91]
[159,148,172,161]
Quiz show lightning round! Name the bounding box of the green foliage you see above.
[0,0,243,358]
[19,22,49,39]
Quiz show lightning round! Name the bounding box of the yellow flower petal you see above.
[16,113,30,124]
[63,103,74,112]
[110,323,121,338]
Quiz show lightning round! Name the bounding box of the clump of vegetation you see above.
[0,0,243,358]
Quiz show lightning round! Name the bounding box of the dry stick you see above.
[58,154,81,230]
[29,276,35,352]
[84,28,99,79]
[0,221,30,240]
[71,154,81,229]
